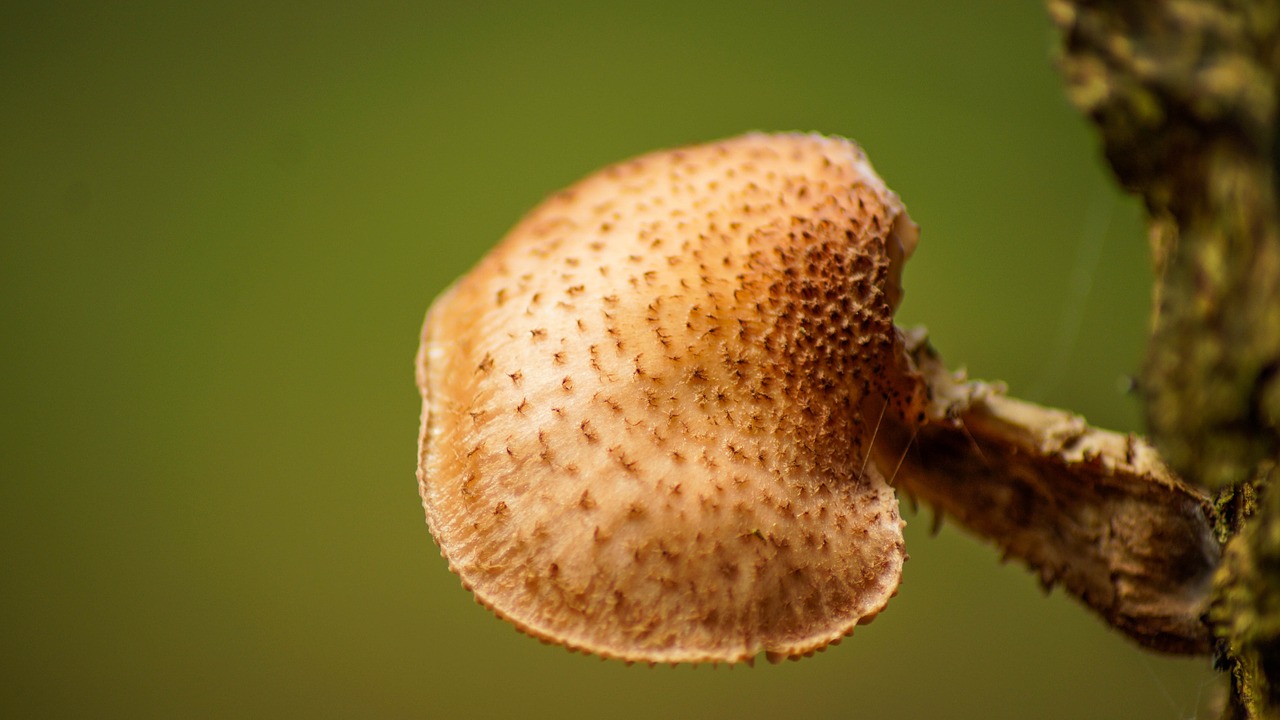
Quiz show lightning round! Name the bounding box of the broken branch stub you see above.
[892,331,1218,655]
[415,132,1218,663]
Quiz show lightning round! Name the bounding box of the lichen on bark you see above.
[1046,0,1280,716]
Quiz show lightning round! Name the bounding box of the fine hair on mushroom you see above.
[415,132,1219,665]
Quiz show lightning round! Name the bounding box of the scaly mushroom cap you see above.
[417,132,925,664]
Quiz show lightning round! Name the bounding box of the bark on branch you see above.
[886,332,1218,655]
[1045,1,1280,716]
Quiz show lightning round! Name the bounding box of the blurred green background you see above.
[1,2,1217,718]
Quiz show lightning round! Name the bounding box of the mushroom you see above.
[416,133,1218,663]
[417,133,923,663]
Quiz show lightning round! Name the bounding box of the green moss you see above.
[1050,0,1280,715]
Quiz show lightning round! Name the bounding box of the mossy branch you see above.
[1046,0,1280,716]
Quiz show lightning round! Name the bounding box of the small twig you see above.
[885,329,1219,655]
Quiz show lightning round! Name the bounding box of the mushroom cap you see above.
[416,133,923,664]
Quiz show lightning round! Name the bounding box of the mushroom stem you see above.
[886,329,1219,655]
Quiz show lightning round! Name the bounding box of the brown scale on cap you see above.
[416,133,928,664]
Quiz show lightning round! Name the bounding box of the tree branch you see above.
[1046,1,1280,715]
[884,331,1218,655]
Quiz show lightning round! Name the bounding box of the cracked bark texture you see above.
[1047,1,1280,716]
[888,333,1218,655]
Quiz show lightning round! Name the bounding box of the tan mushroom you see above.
[417,133,927,664]
[415,132,1218,663]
